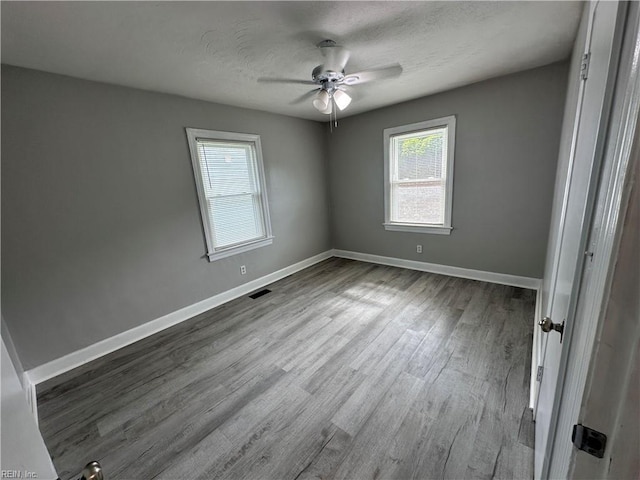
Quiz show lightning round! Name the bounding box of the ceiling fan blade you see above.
[290,88,321,105]
[319,44,350,72]
[257,77,317,85]
[342,64,403,85]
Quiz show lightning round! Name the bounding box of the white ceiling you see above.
[1,1,583,121]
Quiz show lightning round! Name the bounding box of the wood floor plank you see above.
[494,440,535,479]
[330,329,425,436]
[38,258,535,480]
[211,365,366,480]
[294,426,353,480]
[404,306,463,379]
[378,407,432,480]
[331,371,425,480]
[94,335,265,437]
[153,429,234,480]
[518,406,536,449]
[465,403,515,479]
[105,367,288,479]
[403,376,485,480]
[218,375,311,446]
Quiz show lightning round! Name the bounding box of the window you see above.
[383,115,456,234]
[185,128,273,261]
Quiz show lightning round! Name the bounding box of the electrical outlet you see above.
[416,245,423,254]
[240,265,247,275]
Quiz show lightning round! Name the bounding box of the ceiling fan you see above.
[258,40,402,115]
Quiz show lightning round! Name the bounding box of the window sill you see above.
[383,223,452,235]
[207,236,274,262]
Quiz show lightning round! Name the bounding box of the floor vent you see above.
[249,289,271,299]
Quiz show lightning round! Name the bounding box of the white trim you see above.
[24,250,333,386]
[333,249,541,290]
[206,236,274,261]
[383,115,456,233]
[22,373,39,425]
[383,223,452,235]
[530,289,543,414]
[185,128,273,262]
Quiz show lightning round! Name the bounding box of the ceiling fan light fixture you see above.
[261,39,403,119]
[312,89,331,112]
[319,102,333,115]
[333,89,352,111]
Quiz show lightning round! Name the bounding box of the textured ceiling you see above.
[1,1,583,121]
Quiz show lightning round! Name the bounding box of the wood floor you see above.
[38,258,536,480]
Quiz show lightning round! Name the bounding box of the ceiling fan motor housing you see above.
[312,65,345,92]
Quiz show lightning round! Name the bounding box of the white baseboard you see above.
[25,248,541,391]
[332,249,542,290]
[25,250,333,387]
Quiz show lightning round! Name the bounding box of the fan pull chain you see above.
[329,96,334,132]
[332,96,338,130]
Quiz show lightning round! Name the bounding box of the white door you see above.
[1,339,58,478]
[534,2,623,479]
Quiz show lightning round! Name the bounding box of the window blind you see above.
[196,140,265,249]
[390,127,448,225]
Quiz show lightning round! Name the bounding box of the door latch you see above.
[572,424,607,458]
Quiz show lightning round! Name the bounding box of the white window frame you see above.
[383,115,456,235]
[185,128,274,261]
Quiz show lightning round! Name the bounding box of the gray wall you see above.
[2,65,331,369]
[327,62,568,278]
[2,62,568,370]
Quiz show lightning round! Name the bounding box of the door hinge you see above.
[581,52,591,80]
[536,365,544,382]
[572,424,607,458]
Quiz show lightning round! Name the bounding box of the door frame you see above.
[534,1,624,475]
[541,1,640,477]
[547,2,640,476]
